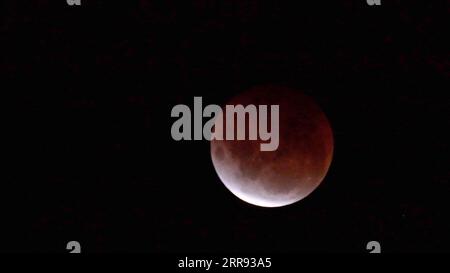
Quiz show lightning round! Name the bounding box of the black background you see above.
[1,0,449,252]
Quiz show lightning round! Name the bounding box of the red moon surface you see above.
[210,86,334,207]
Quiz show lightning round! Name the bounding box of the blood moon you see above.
[210,86,334,207]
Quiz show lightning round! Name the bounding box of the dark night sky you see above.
[1,1,449,252]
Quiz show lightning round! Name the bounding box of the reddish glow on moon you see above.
[210,86,334,207]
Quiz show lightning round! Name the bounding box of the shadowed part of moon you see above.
[211,86,334,207]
